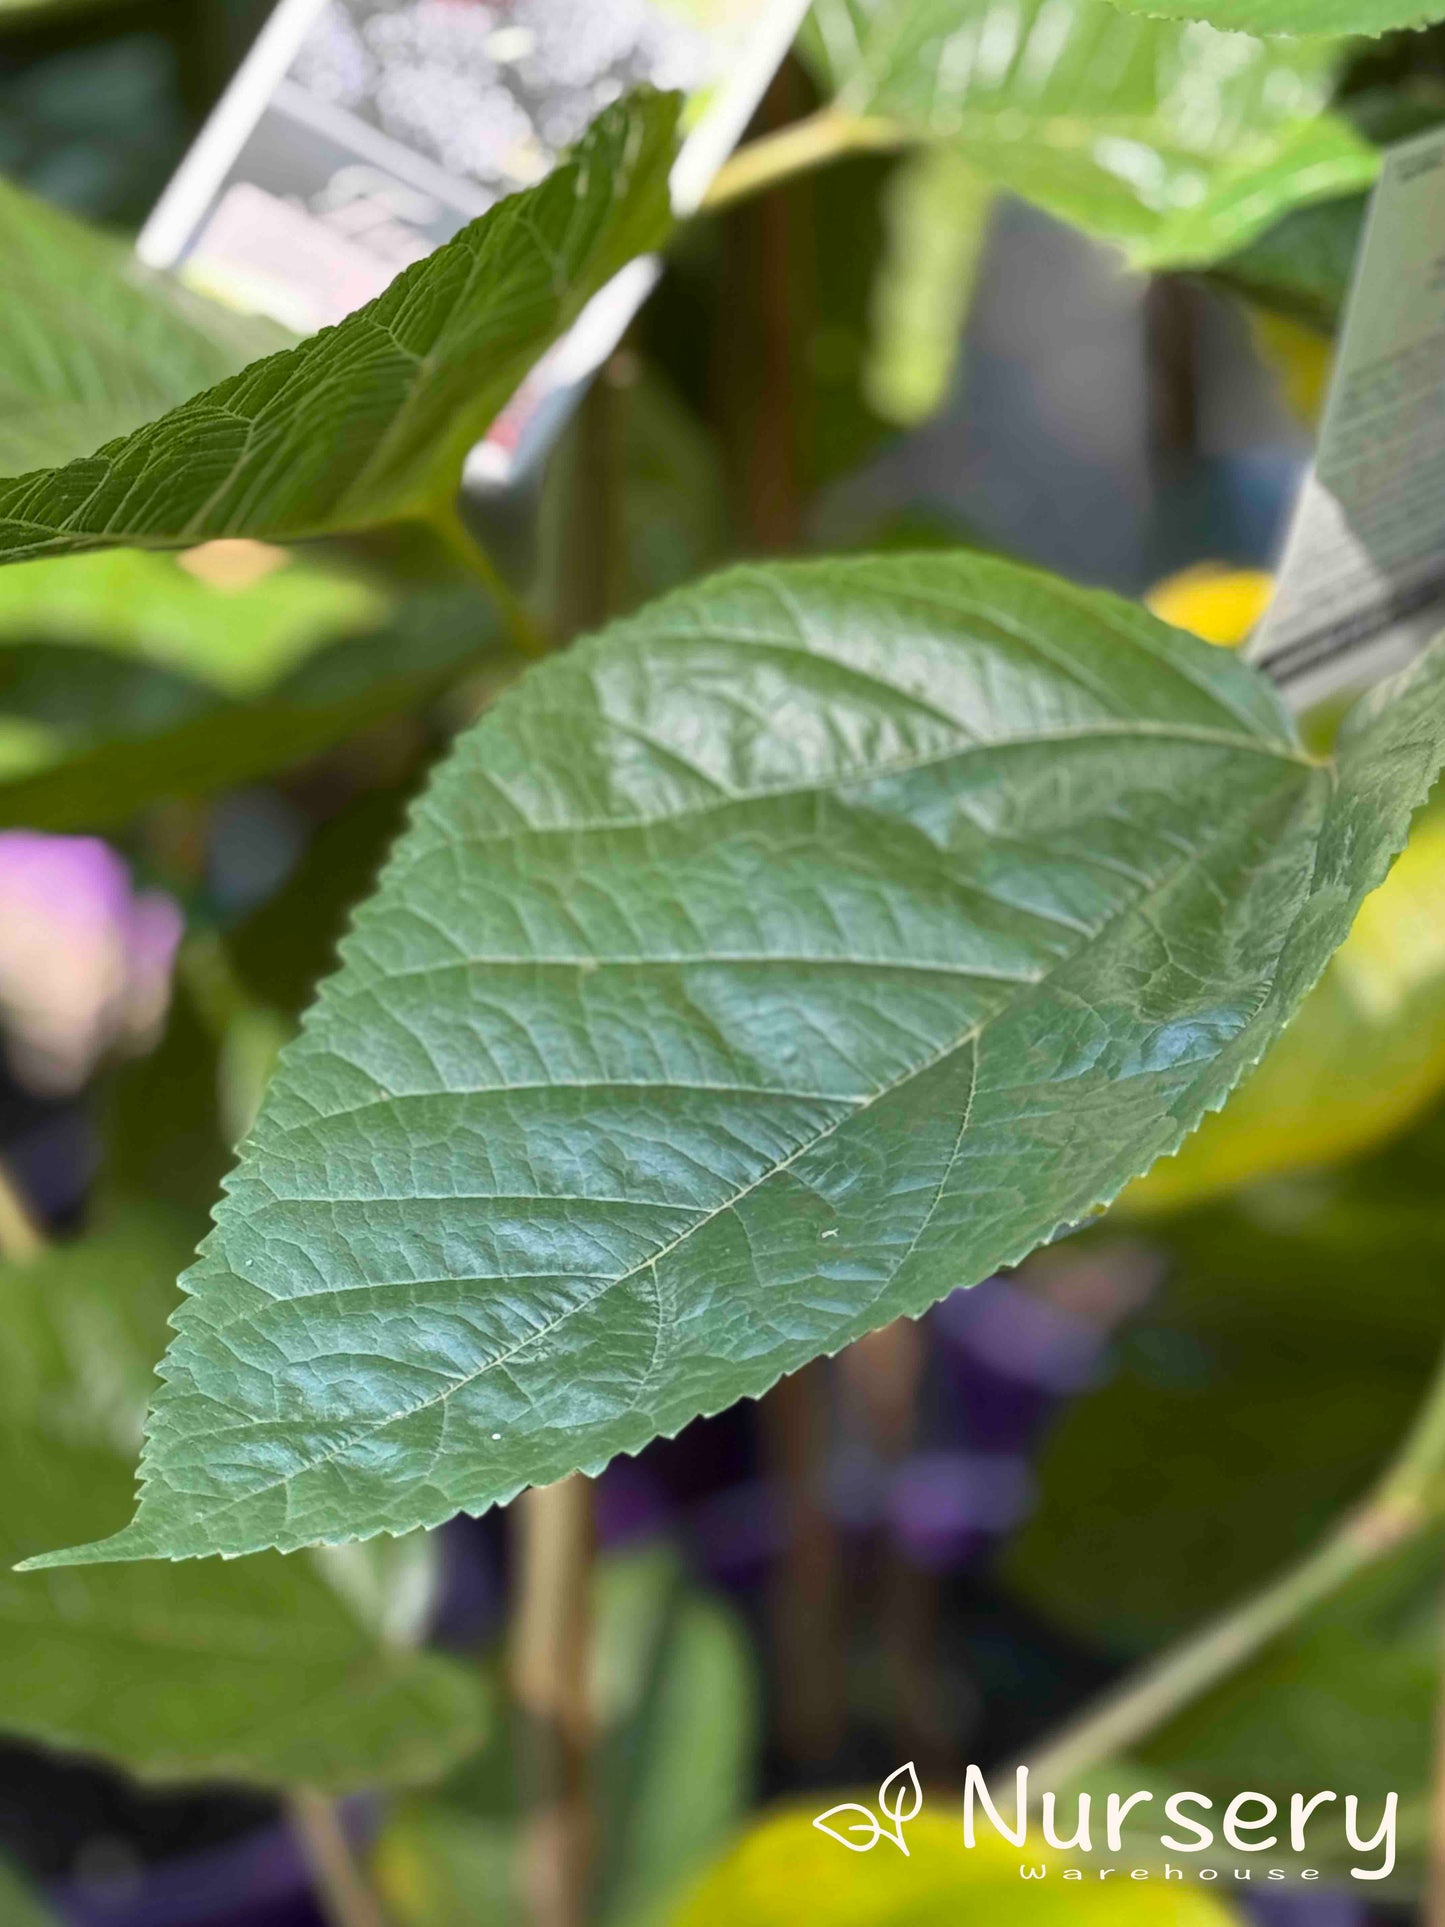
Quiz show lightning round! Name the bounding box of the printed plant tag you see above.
[139,0,808,486]
[1251,123,1445,707]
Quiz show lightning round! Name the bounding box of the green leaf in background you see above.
[1208,191,1361,334]
[1126,799,1445,1211]
[0,547,384,691]
[801,0,1376,268]
[0,587,515,832]
[670,1807,1241,1924]
[373,1548,757,1927]
[1132,1531,1445,1893]
[592,1551,758,1926]
[0,1859,54,1927]
[0,93,677,564]
[28,552,1445,1567]
[1,1208,490,1789]
[1004,1189,1445,1646]
[1082,0,1445,41]
[865,147,993,426]
[1,177,282,474]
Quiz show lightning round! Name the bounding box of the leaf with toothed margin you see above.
[0,91,676,563]
[22,551,1445,1567]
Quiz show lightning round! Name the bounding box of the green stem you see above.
[289,1791,391,1927]
[429,507,550,657]
[702,108,904,215]
[1025,1335,1445,1790]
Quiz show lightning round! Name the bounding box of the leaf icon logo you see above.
[813,1763,922,1855]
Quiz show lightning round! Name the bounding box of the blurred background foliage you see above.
[2,2,1445,1926]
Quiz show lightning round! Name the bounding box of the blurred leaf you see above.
[0,549,384,693]
[0,1858,53,1927]
[1078,0,1445,38]
[228,786,416,1017]
[1144,566,1272,647]
[1005,1189,1445,1647]
[537,364,729,620]
[801,0,1375,268]
[0,178,281,474]
[0,94,677,563]
[593,1550,758,1926]
[1128,801,1445,1212]
[1249,310,1331,426]
[0,1208,491,1789]
[29,555,1445,1567]
[1207,192,1361,335]
[374,1548,758,1927]
[375,1800,521,1927]
[670,1807,1242,1923]
[1134,1531,1444,1893]
[0,590,513,833]
[865,148,992,426]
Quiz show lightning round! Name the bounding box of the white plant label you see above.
[139,0,809,487]
[1251,123,1445,708]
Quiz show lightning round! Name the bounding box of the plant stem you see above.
[511,1475,595,1927]
[0,1157,44,1265]
[702,108,902,215]
[289,1791,390,1927]
[429,506,550,657]
[1025,1337,1445,1789]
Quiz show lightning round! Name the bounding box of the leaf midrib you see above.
[157,751,1327,1537]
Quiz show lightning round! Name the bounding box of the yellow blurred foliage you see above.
[670,1806,1241,1926]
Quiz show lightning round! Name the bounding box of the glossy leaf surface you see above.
[30,553,1445,1566]
[0,93,676,563]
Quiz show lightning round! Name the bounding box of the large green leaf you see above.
[802,0,1375,267]
[1,179,281,475]
[27,553,1445,1567]
[0,588,513,832]
[1,1210,489,1788]
[0,92,676,564]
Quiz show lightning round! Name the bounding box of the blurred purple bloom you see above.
[0,834,183,1095]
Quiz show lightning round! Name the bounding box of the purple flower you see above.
[0,833,183,1095]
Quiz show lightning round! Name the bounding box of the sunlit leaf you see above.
[802,0,1375,268]
[0,1859,53,1927]
[23,552,1445,1567]
[0,178,281,474]
[0,1210,489,1788]
[671,1806,1241,1923]
[0,92,677,564]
